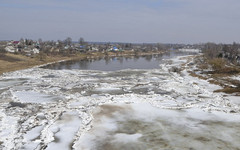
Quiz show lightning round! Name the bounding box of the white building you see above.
[5,46,17,53]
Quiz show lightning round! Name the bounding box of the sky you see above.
[0,0,240,44]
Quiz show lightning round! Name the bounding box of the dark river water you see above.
[42,51,197,71]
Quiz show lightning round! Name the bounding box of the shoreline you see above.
[0,50,166,75]
[183,55,240,95]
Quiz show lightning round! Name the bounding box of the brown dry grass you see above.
[208,58,226,71]
[215,87,240,94]
[208,58,240,75]
[0,53,70,75]
[188,55,240,94]
[188,71,208,80]
[197,63,209,70]
[208,79,225,87]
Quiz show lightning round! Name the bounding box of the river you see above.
[42,51,197,71]
[0,50,239,150]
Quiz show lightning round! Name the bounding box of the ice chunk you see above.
[13,91,63,104]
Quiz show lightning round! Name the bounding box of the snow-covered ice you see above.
[74,103,240,150]
[229,75,240,82]
[12,91,63,104]
[0,53,239,149]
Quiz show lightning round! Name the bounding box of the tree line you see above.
[202,42,240,65]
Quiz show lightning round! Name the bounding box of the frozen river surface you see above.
[0,52,240,150]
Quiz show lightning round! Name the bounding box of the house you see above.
[12,41,20,45]
[50,47,60,53]
[22,48,32,54]
[32,48,39,54]
[76,45,86,52]
[90,46,99,52]
[236,55,240,64]
[5,46,17,53]
[64,46,70,49]
[80,45,85,49]
[113,46,119,51]
[108,46,119,52]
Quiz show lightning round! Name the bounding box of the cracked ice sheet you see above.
[46,111,82,150]
[12,91,64,104]
[74,103,240,150]
[0,78,27,90]
[227,95,240,106]
[21,126,44,150]
[0,112,19,149]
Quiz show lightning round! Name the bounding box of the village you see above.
[0,38,239,62]
[0,37,200,56]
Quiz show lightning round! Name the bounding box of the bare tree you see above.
[64,37,72,46]
[0,45,6,54]
[19,38,25,45]
[203,42,221,59]
[38,38,43,44]
[157,43,166,51]
[57,40,64,49]
[79,37,85,45]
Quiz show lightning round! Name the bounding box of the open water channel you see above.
[42,51,196,71]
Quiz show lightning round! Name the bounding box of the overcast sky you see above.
[0,0,240,43]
